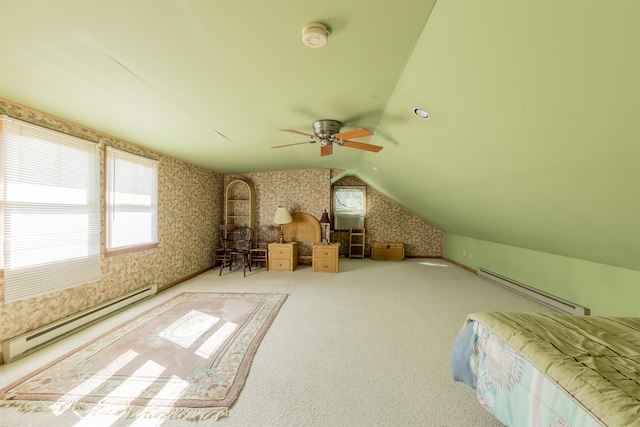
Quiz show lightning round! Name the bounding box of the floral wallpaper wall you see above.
[222,171,443,259]
[0,100,443,356]
[332,175,443,257]
[0,99,223,347]
[224,170,331,259]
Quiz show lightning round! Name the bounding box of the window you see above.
[1,116,100,303]
[333,186,366,230]
[106,147,158,253]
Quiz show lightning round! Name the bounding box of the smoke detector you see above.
[302,23,330,48]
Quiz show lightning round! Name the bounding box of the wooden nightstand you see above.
[268,242,298,271]
[312,243,339,273]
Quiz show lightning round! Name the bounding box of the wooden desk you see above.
[268,242,298,271]
[312,243,339,273]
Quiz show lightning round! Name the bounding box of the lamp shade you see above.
[273,206,293,225]
[320,210,330,224]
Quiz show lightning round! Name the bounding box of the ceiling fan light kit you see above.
[313,119,342,138]
[302,23,330,48]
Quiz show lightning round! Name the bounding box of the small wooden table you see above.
[268,242,298,271]
[312,243,339,273]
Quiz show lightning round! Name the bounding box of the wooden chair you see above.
[219,226,254,277]
[213,224,239,270]
[250,225,276,270]
[250,242,269,271]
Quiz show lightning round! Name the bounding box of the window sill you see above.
[106,243,159,257]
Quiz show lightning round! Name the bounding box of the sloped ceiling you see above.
[1,0,638,272]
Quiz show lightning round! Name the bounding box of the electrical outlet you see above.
[469,252,473,258]
[463,250,466,257]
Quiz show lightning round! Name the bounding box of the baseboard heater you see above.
[2,284,157,363]
[477,268,589,316]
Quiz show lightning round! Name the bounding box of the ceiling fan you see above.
[273,119,383,156]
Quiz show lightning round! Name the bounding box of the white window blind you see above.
[1,116,101,303]
[106,147,158,251]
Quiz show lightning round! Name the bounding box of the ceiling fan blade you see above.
[272,141,314,148]
[341,140,383,153]
[333,127,373,140]
[321,144,333,156]
[280,129,316,138]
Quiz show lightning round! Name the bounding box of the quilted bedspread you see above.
[465,312,640,427]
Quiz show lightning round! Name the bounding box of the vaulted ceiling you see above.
[1,0,638,272]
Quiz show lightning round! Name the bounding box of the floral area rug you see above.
[0,292,288,422]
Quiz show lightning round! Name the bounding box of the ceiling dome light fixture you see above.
[413,107,431,120]
[302,23,330,48]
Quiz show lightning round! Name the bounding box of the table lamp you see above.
[319,209,331,244]
[273,206,293,243]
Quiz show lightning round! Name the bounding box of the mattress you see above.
[452,312,640,427]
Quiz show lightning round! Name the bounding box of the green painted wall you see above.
[444,233,640,317]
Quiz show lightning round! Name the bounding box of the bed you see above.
[281,212,321,264]
[452,312,640,427]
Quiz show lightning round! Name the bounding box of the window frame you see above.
[105,146,159,256]
[332,185,366,231]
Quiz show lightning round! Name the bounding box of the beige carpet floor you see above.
[0,258,551,426]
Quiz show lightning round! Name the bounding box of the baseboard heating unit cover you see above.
[2,284,157,362]
[477,268,589,315]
